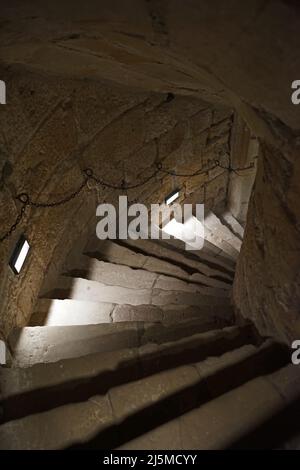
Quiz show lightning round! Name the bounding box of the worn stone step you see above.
[204,212,242,254]
[170,227,239,262]
[159,213,241,262]
[154,274,229,294]
[230,364,300,449]
[83,239,232,289]
[159,226,236,261]
[67,258,157,290]
[161,218,238,262]
[115,238,233,281]
[30,298,233,327]
[158,238,235,275]
[162,237,236,272]
[202,229,240,262]
[0,340,290,449]
[64,257,231,293]
[8,316,232,367]
[174,209,241,262]
[216,210,244,241]
[43,276,231,308]
[159,304,233,324]
[8,322,140,368]
[30,299,115,326]
[119,361,297,450]
[0,325,257,423]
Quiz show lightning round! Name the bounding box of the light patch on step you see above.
[162,215,204,251]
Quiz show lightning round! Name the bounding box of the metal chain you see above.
[0,177,88,243]
[0,159,255,243]
[217,161,255,175]
[84,167,161,190]
[157,160,219,178]
[0,203,27,243]
[21,177,88,208]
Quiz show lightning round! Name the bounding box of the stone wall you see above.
[227,114,258,226]
[0,69,233,337]
[233,137,300,344]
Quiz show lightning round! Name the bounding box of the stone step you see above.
[30,299,116,326]
[30,298,233,327]
[115,238,234,281]
[8,316,232,367]
[230,364,300,449]
[203,212,241,261]
[119,361,297,450]
[204,237,239,261]
[216,210,244,241]
[163,220,238,262]
[165,227,239,262]
[159,304,233,324]
[204,212,242,251]
[161,237,236,272]
[0,325,257,423]
[83,239,232,289]
[43,276,231,308]
[67,257,157,290]
[160,226,236,261]
[0,340,290,450]
[154,274,229,294]
[64,257,231,293]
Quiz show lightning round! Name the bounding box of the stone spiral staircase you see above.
[0,212,299,450]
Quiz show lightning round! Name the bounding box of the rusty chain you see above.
[0,159,255,243]
[0,203,27,243]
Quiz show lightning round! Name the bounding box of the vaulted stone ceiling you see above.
[0,0,299,130]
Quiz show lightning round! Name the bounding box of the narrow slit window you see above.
[165,189,180,205]
[9,235,30,274]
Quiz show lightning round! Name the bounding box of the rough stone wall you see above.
[233,136,300,344]
[227,114,258,226]
[0,69,233,337]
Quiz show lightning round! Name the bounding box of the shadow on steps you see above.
[229,395,300,449]
[109,239,234,281]
[65,342,290,450]
[1,325,256,424]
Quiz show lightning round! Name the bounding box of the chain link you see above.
[0,159,255,243]
[84,167,161,190]
[0,203,27,243]
[157,160,219,178]
[0,178,88,243]
[23,177,88,208]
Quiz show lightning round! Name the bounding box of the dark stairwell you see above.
[0,0,300,451]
